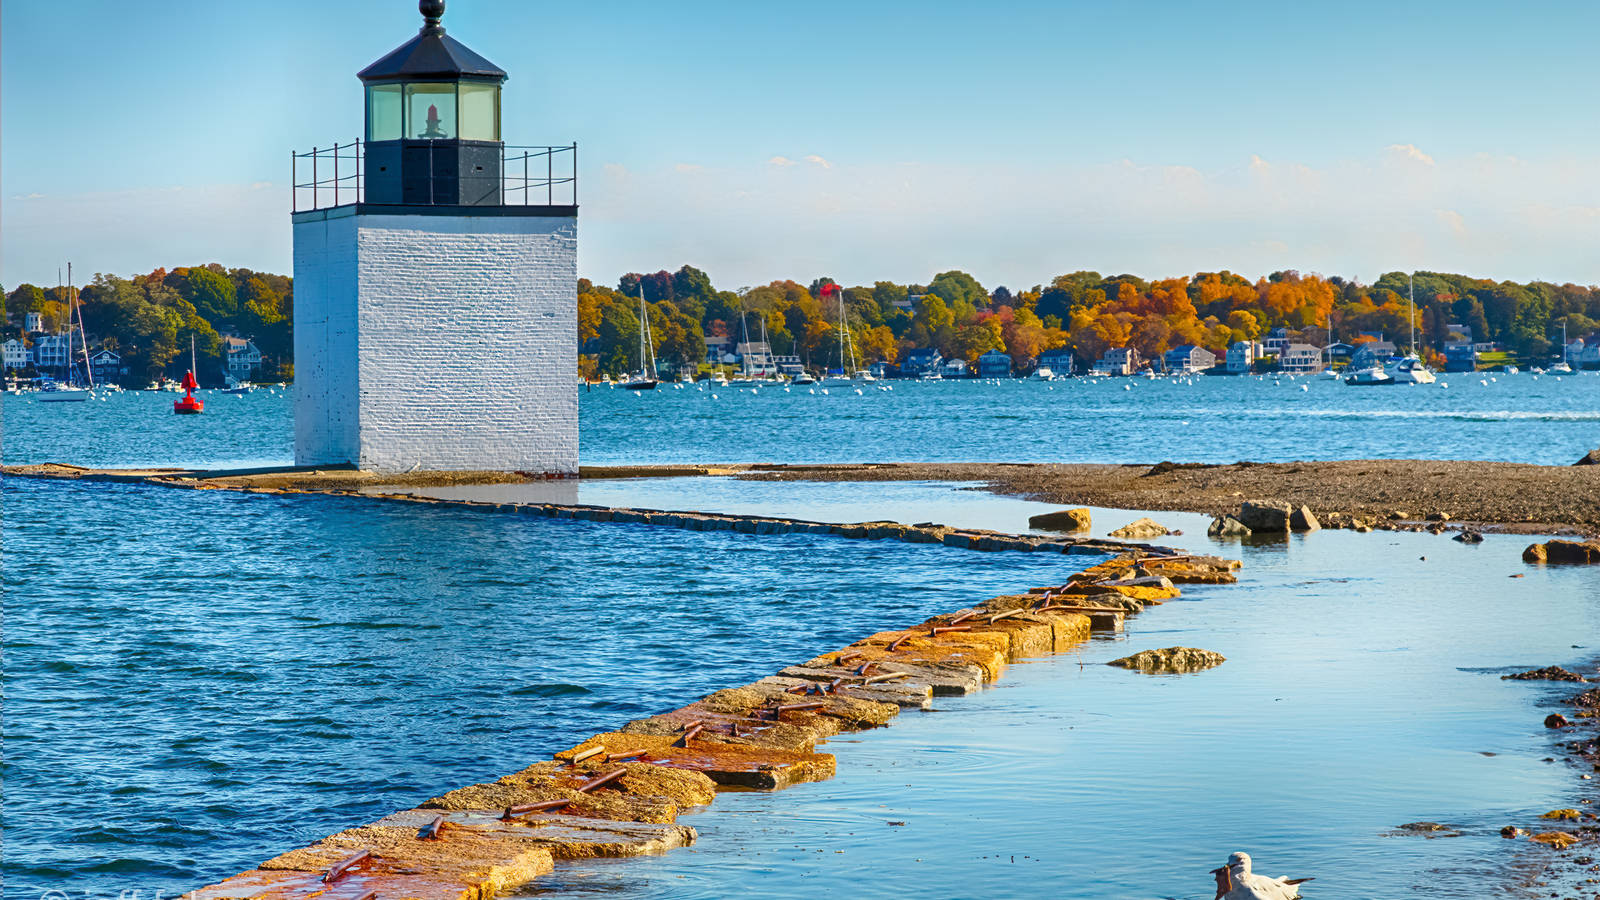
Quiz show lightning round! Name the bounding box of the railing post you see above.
[547,147,553,205]
[333,142,340,206]
[312,146,318,211]
[572,143,578,205]
[291,151,297,213]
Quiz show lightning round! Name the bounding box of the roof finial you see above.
[420,0,445,34]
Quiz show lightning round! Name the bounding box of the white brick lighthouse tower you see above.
[291,0,577,473]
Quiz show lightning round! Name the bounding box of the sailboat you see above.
[174,335,205,413]
[622,288,659,390]
[1387,273,1435,384]
[40,264,92,402]
[1551,321,1574,374]
[729,309,758,386]
[820,284,858,386]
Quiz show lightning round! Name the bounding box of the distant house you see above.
[735,340,775,375]
[1095,347,1138,376]
[1036,347,1074,376]
[941,358,970,378]
[898,294,923,312]
[89,349,126,381]
[1277,343,1324,373]
[24,312,43,333]
[1349,340,1397,369]
[1225,340,1262,374]
[1163,344,1216,374]
[1443,342,1478,373]
[976,349,1012,378]
[772,354,805,377]
[901,347,943,377]
[1578,338,1600,370]
[704,334,732,363]
[32,333,72,370]
[223,336,264,379]
[1324,342,1354,363]
[4,339,29,370]
[869,360,893,378]
[1263,327,1292,357]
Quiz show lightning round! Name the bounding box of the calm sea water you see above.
[4,381,1596,900]
[2,371,1597,469]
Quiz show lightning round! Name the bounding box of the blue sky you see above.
[4,0,1597,290]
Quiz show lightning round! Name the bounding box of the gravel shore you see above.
[733,459,1600,537]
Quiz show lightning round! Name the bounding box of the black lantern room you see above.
[358,0,506,205]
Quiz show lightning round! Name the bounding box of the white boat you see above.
[851,370,877,383]
[621,288,659,390]
[1550,361,1573,374]
[1030,367,1056,381]
[1551,321,1574,373]
[789,372,816,385]
[1344,365,1394,386]
[37,381,91,402]
[1386,355,1436,384]
[223,375,255,395]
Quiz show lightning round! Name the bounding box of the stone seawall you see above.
[185,550,1240,900]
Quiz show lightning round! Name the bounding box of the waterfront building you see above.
[941,358,970,378]
[1349,340,1398,369]
[1163,344,1216,374]
[90,349,126,381]
[223,337,264,380]
[24,312,43,333]
[976,349,1012,378]
[4,338,29,369]
[704,334,732,364]
[1444,342,1478,372]
[1225,340,1262,374]
[734,341,775,376]
[292,0,577,473]
[1277,343,1324,373]
[773,354,805,377]
[1263,327,1292,357]
[1037,347,1074,375]
[1097,347,1139,376]
[32,333,72,370]
[901,347,943,377]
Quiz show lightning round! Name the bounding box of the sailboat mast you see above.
[1408,272,1417,357]
[69,262,94,388]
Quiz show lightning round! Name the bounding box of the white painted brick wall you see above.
[293,211,577,474]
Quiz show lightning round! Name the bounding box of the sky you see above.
[4,0,1598,292]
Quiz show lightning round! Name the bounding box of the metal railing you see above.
[291,140,577,212]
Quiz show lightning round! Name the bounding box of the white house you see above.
[32,333,72,369]
[1095,347,1138,376]
[1226,340,1262,374]
[4,338,29,369]
[1263,327,1292,357]
[941,358,969,378]
[1163,344,1216,374]
[24,312,43,333]
[223,336,264,380]
[1036,347,1074,376]
[1277,343,1325,373]
[734,340,775,375]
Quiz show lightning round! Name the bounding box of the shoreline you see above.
[6,457,1597,537]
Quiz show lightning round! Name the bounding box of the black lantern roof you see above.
[358,0,506,83]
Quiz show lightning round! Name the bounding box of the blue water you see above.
[4,380,1598,900]
[3,371,1598,469]
[0,476,1094,900]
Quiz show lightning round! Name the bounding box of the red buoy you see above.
[174,370,204,414]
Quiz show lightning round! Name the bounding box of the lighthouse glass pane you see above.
[458,83,499,141]
[404,83,456,140]
[366,85,402,141]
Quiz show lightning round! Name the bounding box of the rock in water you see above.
[1237,500,1293,532]
[1575,449,1600,466]
[1108,517,1169,539]
[1028,508,1092,533]
[1522,540,1600,564]
[1208,516,1252,538]
[1502,666,1587,682]
[1108,647,1226,674]
[1289,505,1320,531]
[1453,530,1484,543]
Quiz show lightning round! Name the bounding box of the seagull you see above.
[1211,852,1310,899]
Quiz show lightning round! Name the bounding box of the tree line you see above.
[581,267,1600,377]
[7,264,1595,383]
[4,266,292,385]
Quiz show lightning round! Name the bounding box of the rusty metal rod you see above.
[929,625,972,635]
[773,701,827,716]
[986,609,1026,624]
[887,634,914,651]
[785,683,810,694]
[606,749,649,762]
[676,724,703,746]
[569,745,605,765]
[863,671,910,685]
[829,677,847,691]
[352,891,377,900]
[575,769,627,794]
[502,799,571,820]
[834,650,862,665]
[323,850,369,883]
[948,610,977,625]
[418,815,444,841]
[853,661,876,675]
[680,719,703,732]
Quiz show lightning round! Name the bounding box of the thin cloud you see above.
[803,155,832,169]
[1386,143,1436,166]
[767,155,796,167]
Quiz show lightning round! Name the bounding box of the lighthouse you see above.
[291,0,577,474]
